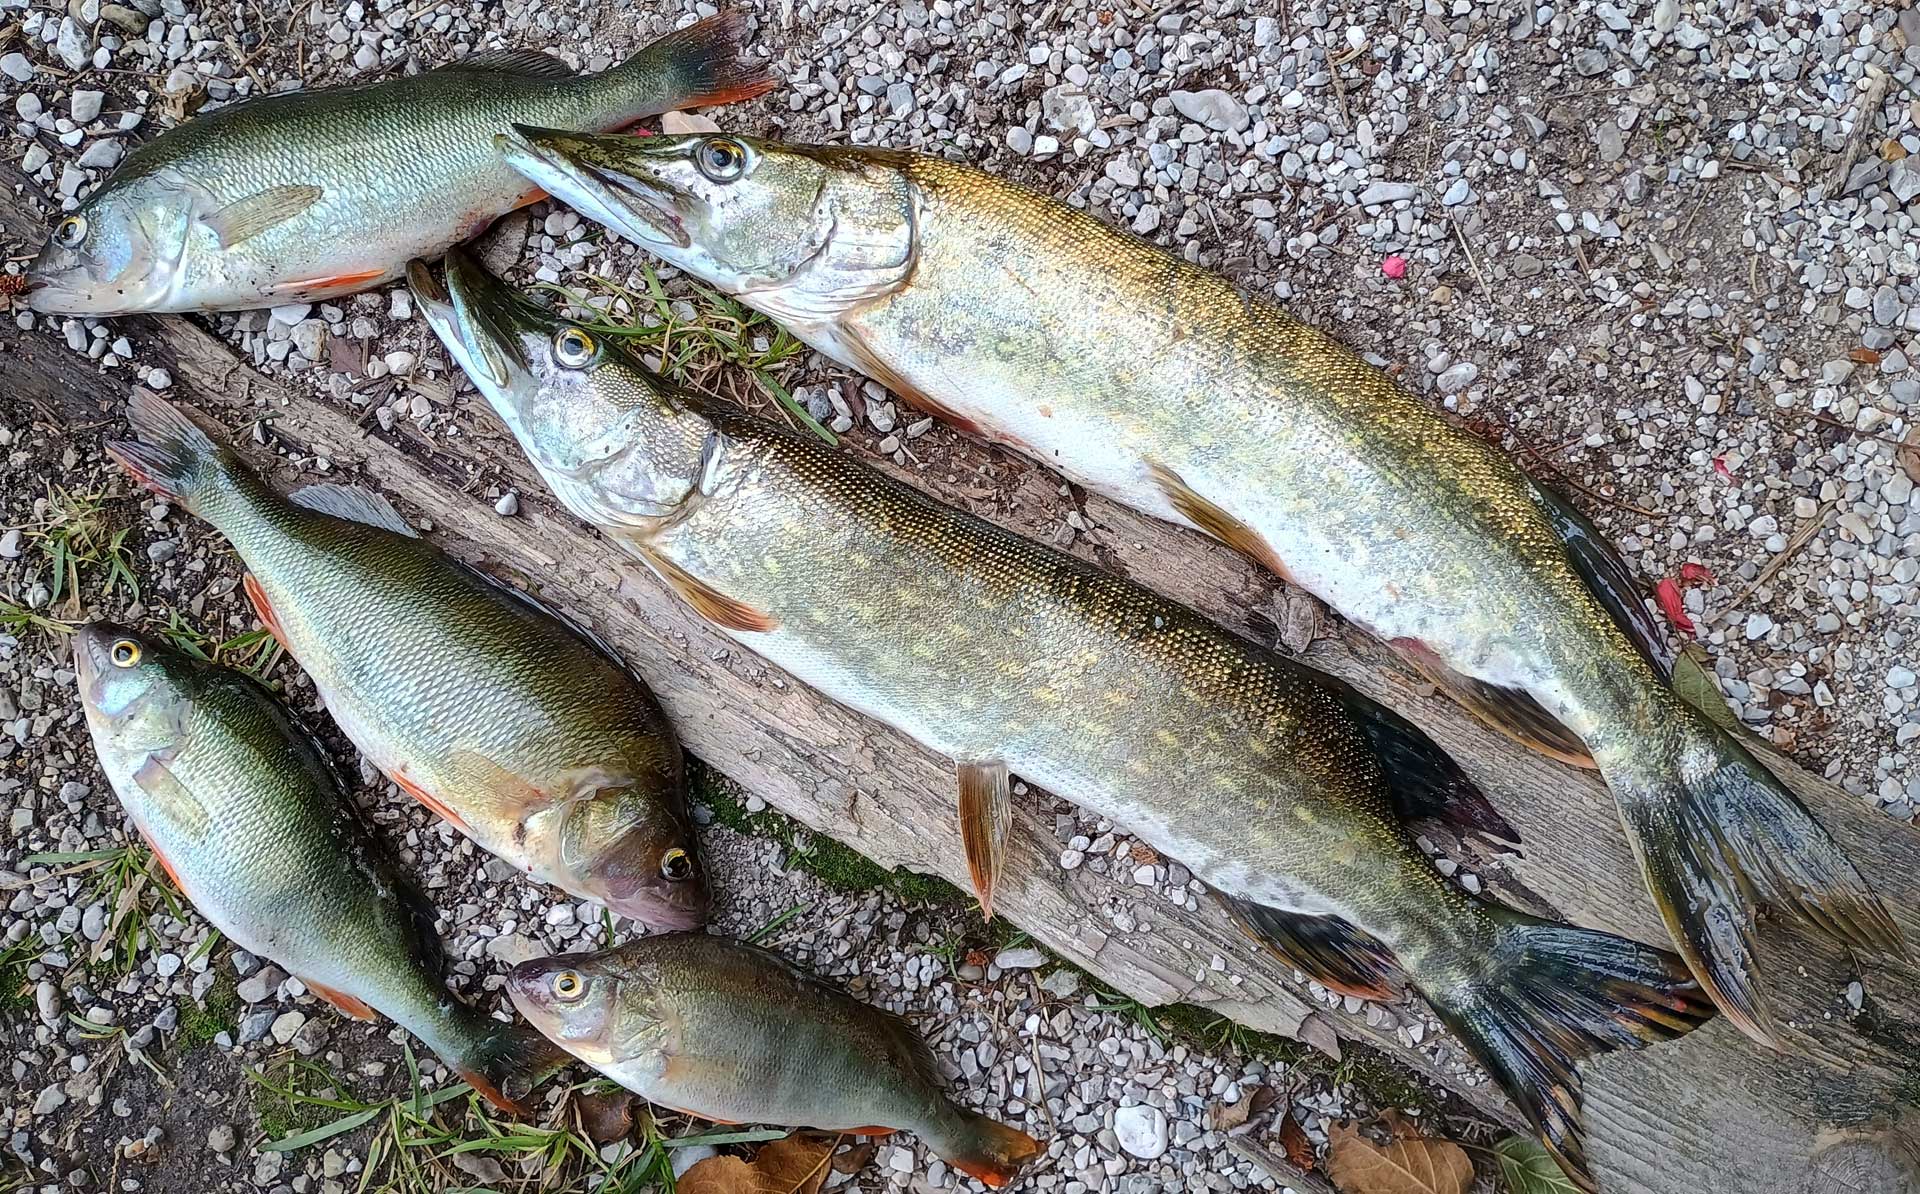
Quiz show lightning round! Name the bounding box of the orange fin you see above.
[1222,897,1403,1001]
[850,1126,897,1137]
[835,328,988,441]
[944,1117,1042,1189]
[391,769,472,833]
[301,979,378,1021]
[662,1105,739,1125]
[455,1065,521,1115]
[1389,637,1595,769]
[242,573,290,651]
[640,549,777,633]
[1144,461,1299,586]
[134,826,186,891]
[269,268,387,299]
[956,761,1011,920]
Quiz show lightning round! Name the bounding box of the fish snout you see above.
[72,621,134,699]
[595,859,710,931]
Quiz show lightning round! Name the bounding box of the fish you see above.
[494,126,1903,1046]
[74,621,564,1110]
[23,14,770,315]
[507,934,1042,1188]
[104,394,708,930]
[410,251,1716,1190]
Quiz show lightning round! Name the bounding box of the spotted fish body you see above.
[410,251,1716,1190]
[104,395,707,930]
[495,129,1902,1047]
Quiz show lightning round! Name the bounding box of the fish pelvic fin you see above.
[638,548,778,633]
[955,760,1011,920]
[1144,460,1299,586]
[1604,714,1904,1047]
[1222,897,1403,1001]
[929,1111,1042,1189]
[302,979,378,1022]
[615,11,775,118]
[1388,637,1595,769]
[447,1016,571,1117]
[1425,910,1716,1194]
[106,392,246,519]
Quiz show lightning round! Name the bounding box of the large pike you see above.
[496,127,1902,1043]
[105,394,708,929]
[507,934,1042,1187]
[75,622,564,1110]
[409,252,1714,1190]
[24,14,769,314]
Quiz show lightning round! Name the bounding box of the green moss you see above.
[175,973,239,1051]
[692,760,966,907]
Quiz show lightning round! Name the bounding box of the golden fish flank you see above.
[412,251,1716,1193]
[74,622,564,1112]
[496,126,1902,1048]
[103,393,707,930]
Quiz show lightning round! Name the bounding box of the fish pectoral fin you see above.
[391,768,473,833]
[242,573,291,651]
[301,979,379,1021]
[1530,481,1675,680]
[638,548,778,633]
[955,760,1012,920]
[131,752,210,836]
[1221,896,1403,1001]
[661,1104,739,1125]
[833,328,988,440]
[1388,638,1595,770]
[202,184,324,249]
[1143,460,1298,586]
[849,1126,898,1137]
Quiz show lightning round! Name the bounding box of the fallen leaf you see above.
[1711,455,1732,480]
[1850,346,1883,365]
[830,1140,877,1175]
[1653,577,1695,635]
[1492,1136,1580,1194]
[1678,562,1716,585]
[1883,138,1909,162]
[1129,842,1159,866]
[662,109,722,135]
[1898,428,1920,485]
[1248,1084,1282,1121]
[1280,1112,1316,1172]
[1324,1120,1472,1194]
[678,1134,837,1194]
[572,1088,637,1145]
[1670,642,1747,739]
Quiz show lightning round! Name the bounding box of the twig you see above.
[1718,498,1837,620]
[1829,65,1891,194]
[1450,216,1488,292]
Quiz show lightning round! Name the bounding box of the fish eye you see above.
[54,214,88,248]
[695,137,747,183]
[551,970,585,1001]
[660,848,692,882]
[551,328,595,368]
[109,639,141,668]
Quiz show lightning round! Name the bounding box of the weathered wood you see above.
[6,175,1920,1193]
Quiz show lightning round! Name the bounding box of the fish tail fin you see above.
[929,1110,1043,1189]
[1603,710,1902,1046]
[1423,911,1716,1194]
[445,1015,570,1117]
[104,392,250,520]
[616,11,775,116]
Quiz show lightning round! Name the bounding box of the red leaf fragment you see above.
[1712,456,1732,480]
[1678,562,1716,585]
[1655,577,1696,635]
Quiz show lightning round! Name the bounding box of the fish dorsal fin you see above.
[1325,681,1521,849]
[202,184,324,250]
[449,48,575,77]
[1530,481,1674,679]
[290,483,420,537]
[447,558,634,672]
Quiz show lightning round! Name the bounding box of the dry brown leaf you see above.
[1898,428,1920,486]
[830,1140,877,1175]
[1280,1112,1317,1172]
[1884,139,1910,162]
[1209,1096,1252,1132]
[1324,1121,1472,1194]
[678,1134,837,1194]
[1849,346,1883,365]
[571,1088,637,1145]
[1129,841,1159,866]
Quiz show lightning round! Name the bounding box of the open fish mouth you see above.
[495,125,692,250]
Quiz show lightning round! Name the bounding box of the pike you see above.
[104,394,708,930]
[409,251,1715,1190]
[74,622,564,1110]
[495,126,1903,1044]
[508,935,1043,1188]
[23,14,770,314]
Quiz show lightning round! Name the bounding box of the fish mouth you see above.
[496,125,692,250]
[603,884,708,932]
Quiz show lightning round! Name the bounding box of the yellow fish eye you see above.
[110,639,141,668]
[660,848,692,881]
[552,328,595,368]
[54,214,88,247]
[695,137,746,183]
[551,970,584,1000]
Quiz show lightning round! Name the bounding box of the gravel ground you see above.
[5,0,1920,1191]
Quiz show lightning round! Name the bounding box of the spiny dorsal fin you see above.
[448,48,575,78]
[289,483,419,537]
[202,185,324,250]
[1530,481,1674,679]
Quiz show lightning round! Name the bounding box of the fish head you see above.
[28,176,194,315]
[507,948,663,1067]
[495,127,915,321]
[557,788,709,930]
[73,622,196,752]
[409,250,712,525]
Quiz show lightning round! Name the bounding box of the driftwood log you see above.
[5,179,1919,1194]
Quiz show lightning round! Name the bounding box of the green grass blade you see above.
[261,1106,382,1153]
[755,372,837,445]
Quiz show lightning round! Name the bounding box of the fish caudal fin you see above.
[1607,715,1903,1047]
[618,11,775,115]
[1425,912,1715,1193]
[448,1018,570,1116]
[105,393,244,518]
[929,1111,1042,1189]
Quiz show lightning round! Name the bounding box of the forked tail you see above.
[618,10,776,115]
[1605,709,1902,1047]
[926,1108,1042,1189]
[104,392,255,521]
[1426,911,1715,1192]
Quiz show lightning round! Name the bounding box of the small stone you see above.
[1113,1104,1170,1159]
[494,491,519,517]
[207,1124,235,1153]
[0,53,31,83]
[993,945,1047,971]
[1358,181,1417,205]
[1572,48,1608,76]
[1005,126,1033,155]
[270,1011,307,1044]
[0,529,21,559]
[1169,88,1248,133]
[1441,179,1473,206]
[1437,361,1480,393]
[70,90,105,124]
